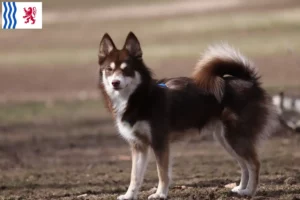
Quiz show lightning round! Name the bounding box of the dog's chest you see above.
[116,117,151,144]
[107,89,152,144]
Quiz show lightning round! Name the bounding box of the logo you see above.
[2,2,42,29]
[23,6,36,24]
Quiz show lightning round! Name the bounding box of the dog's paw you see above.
[148,193,167,199]
[231,185,242,193]
[232,188,255,196]
[117,193,137,200]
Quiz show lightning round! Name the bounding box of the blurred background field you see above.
[0,0,300,199]
[1,0,300,104]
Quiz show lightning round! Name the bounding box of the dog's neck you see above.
[102,73,152,117]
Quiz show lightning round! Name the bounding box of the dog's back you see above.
[156,78,221,132]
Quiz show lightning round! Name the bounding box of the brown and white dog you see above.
[97,32,277,199]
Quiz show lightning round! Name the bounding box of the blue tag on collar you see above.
[158,83,167,88]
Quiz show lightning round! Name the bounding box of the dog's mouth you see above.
[112,83,130,91]
[112,86,122,91]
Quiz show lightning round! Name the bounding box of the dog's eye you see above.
[122,66,129,72]
[106,67,113,72]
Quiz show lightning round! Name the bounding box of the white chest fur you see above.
[102,70,151,144]
[116,118,152,144]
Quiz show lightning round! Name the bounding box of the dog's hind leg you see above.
[242,154,260,196]
[148,144,171,200]
[219,124,260,197]
[214,125,249,192]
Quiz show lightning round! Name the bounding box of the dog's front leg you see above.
[118,145,149,200]
[148,145,171,199]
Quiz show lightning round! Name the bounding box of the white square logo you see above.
[2,2,42,29]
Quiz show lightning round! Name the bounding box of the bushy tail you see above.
[192,44,259,102]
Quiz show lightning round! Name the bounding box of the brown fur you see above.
[153,145,171,195]
[98,84,114,115]
[193,58,225,102]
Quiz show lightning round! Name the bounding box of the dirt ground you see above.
[0,118,299,200]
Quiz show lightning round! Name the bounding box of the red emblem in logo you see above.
[23,7,36,24]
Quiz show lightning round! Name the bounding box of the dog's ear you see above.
[124,32,142,59]
[99,33,116,62]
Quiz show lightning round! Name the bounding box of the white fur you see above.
[148,193,167,199]
[118,148,149,200]
[110,62,116,70]
[244,162,258,195]
[149,151,172,199]
[195,44,255,102]
[230,161,259,196]
[102,70,152,144]
[120,62,127,69]
[200,44,255,72]
[116,119,151,144]
[104,70,140,99]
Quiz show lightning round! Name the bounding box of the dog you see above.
[97,32,278,199]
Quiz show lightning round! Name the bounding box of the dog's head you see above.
[98,32,150,97]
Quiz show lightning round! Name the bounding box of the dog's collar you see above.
[158,83,167,88]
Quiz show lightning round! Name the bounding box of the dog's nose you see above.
[111,80,120,88]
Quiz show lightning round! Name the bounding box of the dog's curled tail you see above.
[192,44,259,102]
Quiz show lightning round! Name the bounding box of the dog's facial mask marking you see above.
[99,32,144,92]
[104,69,139,91]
